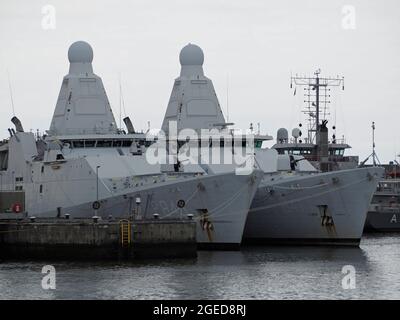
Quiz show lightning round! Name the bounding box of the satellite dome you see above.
[179,43,204,66]
[68,41,93,63]
[292,128,302,139]
[277,128,289,143]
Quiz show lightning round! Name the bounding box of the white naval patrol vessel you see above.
[0,41,263,249]
[161,43,384,246]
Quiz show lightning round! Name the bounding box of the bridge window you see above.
[331,149,344,156]
[66,139,133,148]
[122,140,132,147]
[113,140,122,147]
[96,140,112,148]
[85,140,96,147]
[72,140,84,148]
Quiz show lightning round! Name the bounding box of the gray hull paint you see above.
[32,171,263,247]
[243,167,383,245]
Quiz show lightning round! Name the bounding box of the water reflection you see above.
[0,235,399,299]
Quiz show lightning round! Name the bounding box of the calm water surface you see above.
[0,234,399,299]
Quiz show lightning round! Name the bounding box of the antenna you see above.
[226,73,229,122]
[290,69,344,144]
[290,71,293,88]
[360,121,381,167]
[7,70,16,117]
[119,75,127,123]
[119,74,122,130]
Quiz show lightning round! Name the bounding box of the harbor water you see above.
[0,234,399,300]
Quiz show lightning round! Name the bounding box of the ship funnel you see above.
[11,116,24,132]
[317,120,329,172]
[123,117,135,134]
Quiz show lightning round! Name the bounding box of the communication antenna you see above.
[226,73,229,122]
[118,74,128,130]
[290,69,344,144]
[7,70,16,116]
[119,75,122,129]
[360,121,381,167]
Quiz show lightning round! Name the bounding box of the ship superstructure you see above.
[272,70,359,172]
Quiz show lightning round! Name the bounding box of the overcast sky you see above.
[1,0,399,163]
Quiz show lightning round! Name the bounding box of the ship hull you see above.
[364,211,400,232]
[28,171,263,248]
[243,167,383,246]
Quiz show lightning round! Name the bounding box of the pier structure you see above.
[0,213,197,260]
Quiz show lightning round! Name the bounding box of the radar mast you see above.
[290,69,344,144]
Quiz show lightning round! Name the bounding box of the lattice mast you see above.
[290,69,344,144]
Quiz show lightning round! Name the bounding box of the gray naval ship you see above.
[160,43,383,246]
[0,41,264,248]
[271,71,398,233]
[363,160,400,232]
[364,178,400,232]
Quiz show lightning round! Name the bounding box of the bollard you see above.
[187,214,194,220]
[64,213,70,220]
[29,216,36,223]
[92,215,100,223]
[153,213,159,220]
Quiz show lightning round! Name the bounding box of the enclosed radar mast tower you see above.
[49,41,117,136]
[161,43,230,135]
[290,69,344,171]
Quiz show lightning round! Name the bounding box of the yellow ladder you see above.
[120,219,131,247]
